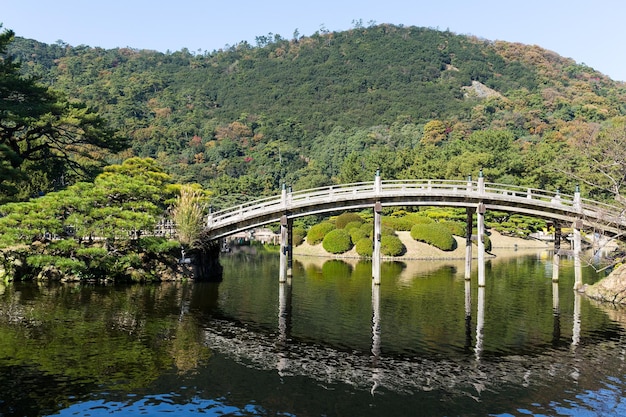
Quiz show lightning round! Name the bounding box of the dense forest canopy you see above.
[4,23,626,207]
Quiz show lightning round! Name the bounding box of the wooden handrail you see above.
[204,179,625,239]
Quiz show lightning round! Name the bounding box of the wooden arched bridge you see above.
[205,177,624,238]
[204,175,626,288]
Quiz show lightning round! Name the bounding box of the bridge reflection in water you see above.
[203,268,585,397]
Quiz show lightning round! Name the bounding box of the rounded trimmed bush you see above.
[410,223,456,251]
[355,238,373,257]
[307,222,335,245]
[322,229,353,254]
[382,216,415,231]
[442,221,466,237]
[381,235,405,256]
[350,227,369,243]
[472,233,492,252]
[382,226,395,236]
[335,212,364,229]
[405,213,434,224]
[359,222,373,238]
[293,226,306,246]
[344,220,364,232]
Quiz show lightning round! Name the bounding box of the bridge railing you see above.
[207,194,282,225]
[290,182,374,204]
[381,180,580,208]
[382,179,468,193]
[206,179,625,231]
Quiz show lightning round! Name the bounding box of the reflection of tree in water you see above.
[0,282,213,389]
[169,315,212,374]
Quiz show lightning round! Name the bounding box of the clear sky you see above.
[2,0,625,81]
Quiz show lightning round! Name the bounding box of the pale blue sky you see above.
[2,0,625,81]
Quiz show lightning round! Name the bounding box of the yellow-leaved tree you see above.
[171,185,208,249]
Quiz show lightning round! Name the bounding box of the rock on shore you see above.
[585,264,626,304]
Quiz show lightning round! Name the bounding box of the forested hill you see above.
[8,24,626,207]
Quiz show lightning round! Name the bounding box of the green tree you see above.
[0,27,126,201]
[0,158,179,281]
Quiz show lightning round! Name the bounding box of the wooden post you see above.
[373,201,382,285]
[374,169,382,194]
[477,202,486,287]
[279,214,290,283]
[573,185,581,212]
[281,183,287,207]
[573,219,583,290]
[465,207,474,280]
[553,224,561,282]
[287,217,293,277]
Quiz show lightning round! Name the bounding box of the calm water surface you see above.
[1,252,626,416]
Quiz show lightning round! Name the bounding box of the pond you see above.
[1,251,625,416]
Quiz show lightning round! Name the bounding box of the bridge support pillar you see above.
[373,201,382,285]
[573,220,583,290]
[477,202,486,287]
[465,208,474,280]
[553,224,561,282]
[279,215,292,282]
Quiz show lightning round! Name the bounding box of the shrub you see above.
[410,223,456,251]
[422,208,453,220]
[382,226,395,236]
[405,213,433,224]
[48,239,79,252]
[472,232,492,252]
[381,235,405,256]
[344,220,364,232]
[359,222,373,238]
[293,226,306,246]
[54,258,88,275]
[322,229,353,254]
[307,222,335,245]
[335,212,364,229]
[350,227,369,243]
[138,237,181,254]
[442,221,466,237]
[355,238,373,257]
[382,216,415,231]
